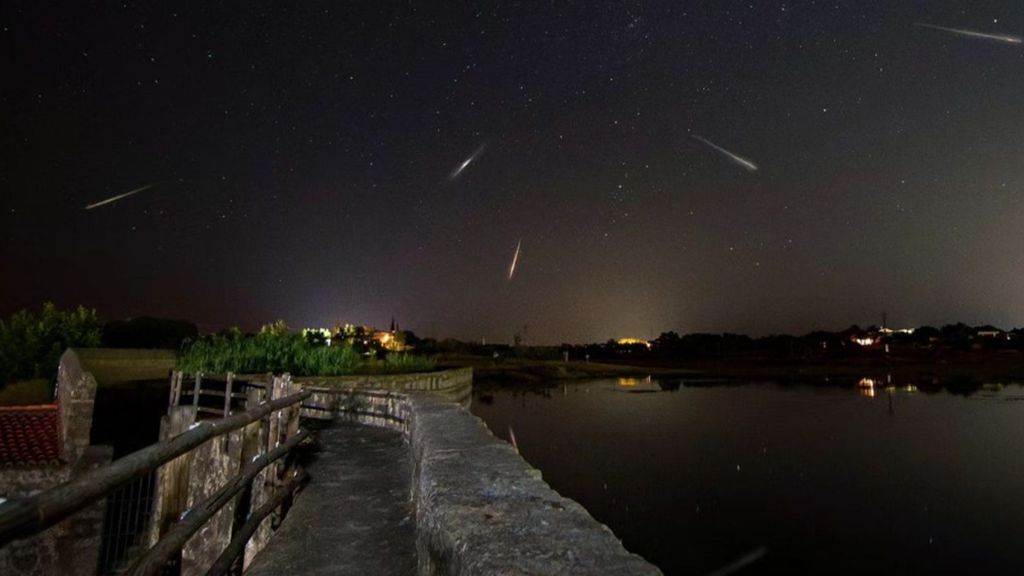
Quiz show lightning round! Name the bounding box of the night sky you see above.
[3,2,1023,344]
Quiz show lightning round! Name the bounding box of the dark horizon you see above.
[4,2,1023,343]
[0,294,1018,345]
[7,301,1022,349]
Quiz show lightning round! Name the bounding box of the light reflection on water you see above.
[471,378,1024,575]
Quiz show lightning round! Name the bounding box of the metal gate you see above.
[98,471,157,575]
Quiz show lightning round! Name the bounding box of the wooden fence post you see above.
[192,373,202,411]
[180,426,245,576]
[243,374,287,568]
[223,373,234,417]
[146,405,197,548]
[167,371,183,415]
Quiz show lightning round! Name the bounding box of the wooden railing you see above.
[0,372,311,576]
[169,371,270,419]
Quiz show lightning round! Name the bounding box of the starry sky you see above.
[3,2,1024,344]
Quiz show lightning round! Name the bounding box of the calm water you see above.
[471,378,1024,575]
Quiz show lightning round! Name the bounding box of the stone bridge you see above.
[247,368,661,575]
[0,356,660,575]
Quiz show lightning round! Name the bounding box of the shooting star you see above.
[508,238,522,281]
[84,183,156,210]
[449,143,486,181]
[703,547,768,576]
[691,136,759,172]
[914,22,1022,45]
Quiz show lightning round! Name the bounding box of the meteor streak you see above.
[913,22,1022,45]
[84,183,156,210]
[449,143,486,180]
[691,136,759,172]
[508,238,522,280]
[704,547,768,576]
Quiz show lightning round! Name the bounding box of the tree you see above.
[260,320,291,336]
[0,303,102,387]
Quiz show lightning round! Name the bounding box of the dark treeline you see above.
[567,323,1024,363]
[7,301,1023,387]
[420,323,1024,364]
[102,316,199,349]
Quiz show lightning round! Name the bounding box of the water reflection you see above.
[471,377,1024,575]
[857,377,925,400]
[658,379,681,392]
[475,374,1020,406]
[616,376,652,387]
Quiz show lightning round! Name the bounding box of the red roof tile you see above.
[0,404,62,467]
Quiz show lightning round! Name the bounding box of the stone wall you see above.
[56,349,100,464]
[0,467,72,576]
[181,430,245,575]
[297,367,473,420]
[145,375,303,576]
[306,370,661,575]
[74,348,178,384]
[0,349,111,576]
[297,367,473,393]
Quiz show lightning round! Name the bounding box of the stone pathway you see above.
[245,422,417,576]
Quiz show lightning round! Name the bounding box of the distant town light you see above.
[616,338,651,349]
[879,327,915,335]
[617,376,652,387]
[301,327,333,347]
[858,378,877,398]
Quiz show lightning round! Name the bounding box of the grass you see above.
[363,353,437,374]
[0,379,53,405]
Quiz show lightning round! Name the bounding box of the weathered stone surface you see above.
[245,422,417,576]
[287,383,661,575]
[243,374,302,568]
[298,368,472,421]
[180,430,244,576]
[408,395,661,576]
[74,347,178,384]
[0,349,111,576]
[146,406,197,548]
[56,349,99,465]
[297,367,473,393]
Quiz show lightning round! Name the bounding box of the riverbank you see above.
[470,375,1024,575]
[444,353,1024,387]
[440,356,697,385]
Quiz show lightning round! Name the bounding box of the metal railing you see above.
[0,376,312,576]
[99,470,158,575]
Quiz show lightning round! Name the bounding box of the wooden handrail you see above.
[0,389,311,546]
[204,469,308,576]
[127,430,309,576]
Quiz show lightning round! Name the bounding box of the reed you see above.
[178,328,435,376]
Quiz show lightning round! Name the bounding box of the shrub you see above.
[0,303,102,387]
[179,325,361,376]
